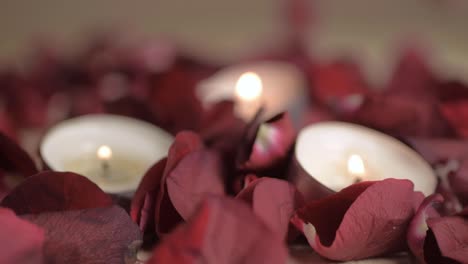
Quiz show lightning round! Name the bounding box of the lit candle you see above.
[290,122,437,201]
[234,71,264,119]
[40,114,174,195]
[197,61,308,125]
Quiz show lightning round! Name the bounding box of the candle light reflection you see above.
[235,72,263,101]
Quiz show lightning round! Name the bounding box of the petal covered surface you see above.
[149,196,288,264]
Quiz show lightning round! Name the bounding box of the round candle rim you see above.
[40,114,174,194]
[295,121,437,195]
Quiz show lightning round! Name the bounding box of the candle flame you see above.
[235,72,263,101]
[347,154,366,179]
[97,145,112,161]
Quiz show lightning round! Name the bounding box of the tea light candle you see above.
[290,122,437,201]
[40,114,174,195]
[196,61,308,124]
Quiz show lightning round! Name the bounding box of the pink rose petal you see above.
[291,179,423,261]
[0,207,44,264]
[149,196,288,264]
[1,171,112,214]
[236,177,304,239]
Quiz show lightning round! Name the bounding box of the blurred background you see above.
[2,0,468,85]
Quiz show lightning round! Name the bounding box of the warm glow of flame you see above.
[235,72,263,101]
[97,145,112,161]
[347,154,366,178]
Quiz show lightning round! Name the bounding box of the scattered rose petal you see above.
[149,196,288,264]
[1,171,113,214]
[238,112,296,172]
[423,214,468,263]
[23,206,142,264]
[407,194,444,263]
[166,149,225,220]
[291,179,423,261]
[0,207,45,264]
[236,177,304,239]
[131,158,167,234]
[309,60,369,107]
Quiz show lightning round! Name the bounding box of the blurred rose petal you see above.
[0,131,38,177]
[291,179,423,261]
[149,196,288,264]
[0,207,44,264]
[1,171,112,214]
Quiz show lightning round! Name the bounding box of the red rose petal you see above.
[166,149,225,221]
[424,213,468,263]
[407,194,444,263]
[239,112,296,171]
[23,206,142,264]
[236,177,304,239]
[439,100,468,138]
[163,131,204,174]
[149,196,288,264]
[291,179,423,261]
[1,171,112,214]
[131,158,167,233]
[309,60,369,107]
[0,131,38,177]
[385,47,436,98]
[0,207,44,264]
[343,94,453,137]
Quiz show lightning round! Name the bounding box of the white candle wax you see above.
[40,114,174,195]
[293,122,437,196]
[196,61,308,124]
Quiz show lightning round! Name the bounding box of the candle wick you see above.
[101,160,110,178]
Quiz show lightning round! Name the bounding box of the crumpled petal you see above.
[149,196,288,264]
[1,171,113,214]
[237,112,296,172]
[23,205,142,264]
[0,207,44,264]
[236,177,304,239]
[291,179,423,261]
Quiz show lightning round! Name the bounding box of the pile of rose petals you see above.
[1,35,468,263]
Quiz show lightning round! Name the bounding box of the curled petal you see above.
[131,158,167,233]
[236,177,304,239]
[291,179,423,261]
[149,196,288,264]
[1,171,112,214]
[0,207,44,264]
[407,194,444,263]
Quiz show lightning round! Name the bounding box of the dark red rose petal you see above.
[238,112,296,171]
[308,60,369,107]
[407,194,444,263]
[131,158,167,233]
[342,93,453,137]
[0,207,44,264]
[166,149,225,220]
[1,171,112,214]
[385,47,436,98]
[439,100,468,138]
[199,100,246,153]
[291,179,423,261]
[0,131,38,177]
[23,206,142,264]
[236,177,304,239]
[149,196,288,264]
